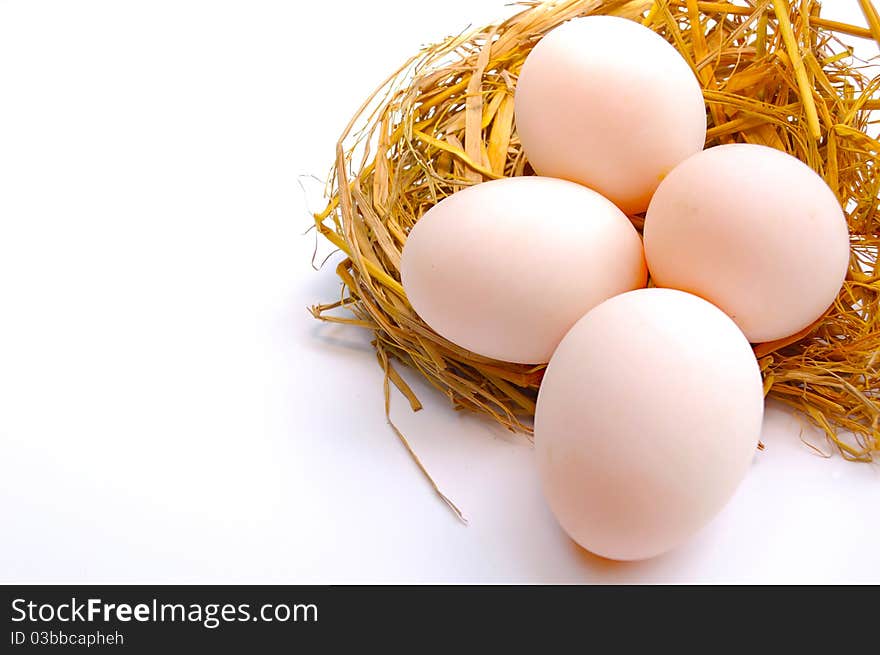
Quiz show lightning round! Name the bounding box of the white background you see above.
[1,0,878,583]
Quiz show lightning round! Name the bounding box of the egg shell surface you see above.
[514,15,707,214]
[644,143,850,343]
[400,176,647,364]
[535,288,764,561]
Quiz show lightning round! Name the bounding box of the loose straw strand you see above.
[773,0,822,140]
[378,346,467,524]
[858,0,880,49]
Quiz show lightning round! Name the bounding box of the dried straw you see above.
[311,0,880,498]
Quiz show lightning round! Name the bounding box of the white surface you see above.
[0,0,878,584]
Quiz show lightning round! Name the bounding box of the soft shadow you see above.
[309,320,374,353]
[561,534,689,582]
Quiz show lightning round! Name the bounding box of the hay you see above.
[311,0,880,480]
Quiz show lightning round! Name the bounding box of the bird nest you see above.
[311,0,880,474]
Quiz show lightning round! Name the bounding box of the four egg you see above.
[398,16,849,560]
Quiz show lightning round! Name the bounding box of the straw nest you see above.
[311,0,880,482]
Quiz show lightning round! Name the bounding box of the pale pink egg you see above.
[400,176,647,364]
[644,143,849,343]
[535,288,763,561]
[514,16,706,214]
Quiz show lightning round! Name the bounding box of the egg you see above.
[514,16,707,214]
[644,143,850,343]
[400,176,647,364]
[535,288,763,561]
